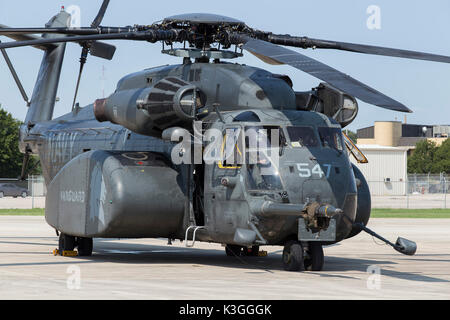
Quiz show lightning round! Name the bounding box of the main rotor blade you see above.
[0,1,111,36]
[0,29,181,50]
[0,27,100,35]
[0,24,58,50]
[267,34,450,64]
[91,0,110,28]
[0,28,183,51]
[0,27,117,59]
[0,33,131,49]
[232,35,412,113]
[0,27,135,36]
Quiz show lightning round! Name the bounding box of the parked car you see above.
[0,183,29,198]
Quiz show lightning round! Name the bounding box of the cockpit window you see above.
[245,126,281,146]
[318,127,344,151]
[242,126,284,191]
[246,152,283,191]
[286,126,318,147]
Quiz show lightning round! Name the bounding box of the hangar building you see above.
[351,121,448,196]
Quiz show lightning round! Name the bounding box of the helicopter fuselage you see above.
[24,63,362,245]
[0,6,424,270]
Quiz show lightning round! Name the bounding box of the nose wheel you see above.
[282,240,305,271]
[304,242,324,271]
[282,241,324,271]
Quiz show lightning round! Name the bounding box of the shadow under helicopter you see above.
[67,239,450,282]
[1,237,447,283]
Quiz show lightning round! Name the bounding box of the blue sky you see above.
[1,0,449,132]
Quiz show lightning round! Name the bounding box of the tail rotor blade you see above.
[89,41,116,60]
[71,47,88,111]
[71,0,111,109]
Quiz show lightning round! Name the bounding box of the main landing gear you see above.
[58,233,93,256]
[282,240,324,272]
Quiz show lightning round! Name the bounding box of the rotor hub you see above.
[162,13,245,26]
[160,13,249,49]
[161,48,242,60]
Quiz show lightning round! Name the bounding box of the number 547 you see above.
[296,163,331,178]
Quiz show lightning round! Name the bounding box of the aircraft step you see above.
[184,225,206,248]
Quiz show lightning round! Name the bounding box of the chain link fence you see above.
[0,176,47,195]
[369,174,449,209]
[1,174,448,209]
[27,175,46,197]
[0,175,46,209]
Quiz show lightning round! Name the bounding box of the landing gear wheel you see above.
[304,242,324,271]
[77,237,93,256]
[242,245,259,257]
[58,233,75,255]
[225,244,242,257]
[282,240,304,271]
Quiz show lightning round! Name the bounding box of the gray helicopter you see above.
[2,1,446,271]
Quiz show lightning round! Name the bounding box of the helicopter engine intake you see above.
[94,77,205,136]
[295,82,358,128]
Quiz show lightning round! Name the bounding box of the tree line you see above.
[407,139,450,174]
[0,106,41,178]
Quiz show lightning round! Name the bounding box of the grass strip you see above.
[371,208,450,218]
[0,208,45,216]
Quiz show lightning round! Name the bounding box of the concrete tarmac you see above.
[0,216,449,300]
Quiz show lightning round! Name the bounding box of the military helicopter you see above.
[2,1,447,271]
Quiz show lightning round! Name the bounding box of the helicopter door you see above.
[203,126,249,242]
